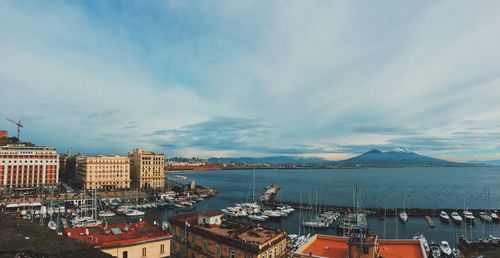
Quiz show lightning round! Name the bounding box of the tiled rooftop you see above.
[296,234,425,258]
[64,221,172,248]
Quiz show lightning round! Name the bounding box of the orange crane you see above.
[6,118,23,142]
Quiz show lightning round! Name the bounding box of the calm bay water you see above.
[113,167,500,245]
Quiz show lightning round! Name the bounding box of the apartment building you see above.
[76,155,130,190]
[129,148,165,189]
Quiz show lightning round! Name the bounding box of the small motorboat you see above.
[490,211,499,223]
[429,242,441,258]
[463,210,475,224]
[125,209,145,217]
[48,220,57,230]
[399,211,408,223]
[247,214,268,221]
[479,211,492,223]
[98,210,116,217]
[439,211,450,223]
[262,210,282,220]
[450,211,463,224]
[439,241,452,256]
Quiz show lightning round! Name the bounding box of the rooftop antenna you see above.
[6,118,23,142]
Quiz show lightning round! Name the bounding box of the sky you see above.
[1,1,500,162]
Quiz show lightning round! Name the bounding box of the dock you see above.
[425,216,435,228]
[261,187,499,219]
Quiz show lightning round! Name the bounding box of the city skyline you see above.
[1,1,500,162]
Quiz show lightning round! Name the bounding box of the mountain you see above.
[208,156,328,164]
[469,159,500,166]
[335,148,470,167]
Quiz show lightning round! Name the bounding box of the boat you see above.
[439,241,452,256]
[221,207,247,217]
[125,209,145,217]
[413,234,430,254]
[439,211,450,223]
[73,218,102,227]
[247,214,268,221]
[262,210,282,220]
[463,210,475,224]
[303,220,329,228]
[479,211,492,223]
[491,211,500,223]
[429,242,441,258]
[98,210,116,217]
[450,211,463,224]
[399,210,408,223]
[48,220,57,230]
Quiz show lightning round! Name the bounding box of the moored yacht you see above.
[125,209,145,217]
[491,211,500,223]
[439,211,450,223]
[247,214,268,221]
[479,211,492,223]
[98,210,116,217]
[399,210,408,223]
[429,242,441,258]
[303,220,329,228]
[439,241,452,256]
[262,210,282,220]
[48,220,57,230]
[463,210,475,224]
[450,211,463,224]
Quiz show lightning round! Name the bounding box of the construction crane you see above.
[6,118,23,142]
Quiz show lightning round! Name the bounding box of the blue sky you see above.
[1,1,500,161]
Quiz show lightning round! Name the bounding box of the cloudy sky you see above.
[1,1,500,161]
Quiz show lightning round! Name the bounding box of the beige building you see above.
[0,144,59,192]
[129,148,165,189]
[76,155,130,190]
[65,221,172,258]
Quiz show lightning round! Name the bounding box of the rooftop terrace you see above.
[169,212,286,252]
[296,234,426,258]
[64,221,171,248]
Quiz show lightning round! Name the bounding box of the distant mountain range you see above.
[468,159,500,166]
[208,147,478,167]
[333,148,471,167]
[208,156,328,164]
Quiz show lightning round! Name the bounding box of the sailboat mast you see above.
[252,169,256,202]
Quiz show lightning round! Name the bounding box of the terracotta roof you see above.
[64,221,172,248]
[299,235,349,257]
[378,239,425,258]
[296,234,425,258]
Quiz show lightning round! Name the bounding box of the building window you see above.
[191,235,196,245]
[215,244,221,256]
[269,250,273,258]
[230,249,236,258]
[122,251,128,258]
[363,246,369,254]
[142,247,146,257]
[203,239,208,250]
[261,255,266,258]
[161,244,165,254]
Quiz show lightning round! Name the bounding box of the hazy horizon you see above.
[1,1,500,162]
